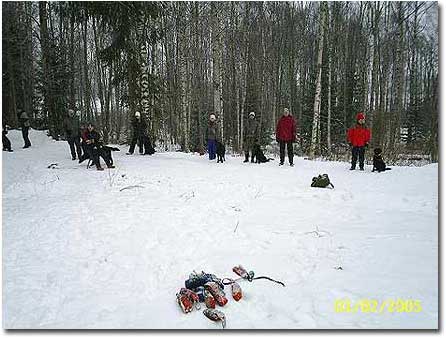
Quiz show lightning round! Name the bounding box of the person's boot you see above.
[250,155,255,163]
[359,166,364,171]
[350,166,355,170]
[96,164,104,171]
[107,164,115,169]
[243,153,249,163]
[72,156,76,160]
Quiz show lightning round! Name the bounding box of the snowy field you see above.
[2,129,438,329]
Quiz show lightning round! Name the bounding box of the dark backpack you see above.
[311,174,334,188]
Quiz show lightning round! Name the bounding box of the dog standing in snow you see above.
[216,141,225,163]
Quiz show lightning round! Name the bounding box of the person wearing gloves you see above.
[347,112,371,171]
[275,107,296,166]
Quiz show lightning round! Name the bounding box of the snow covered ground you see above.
[2,129,438,329]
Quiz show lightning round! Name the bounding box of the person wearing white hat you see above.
[206,113,219,160]
[127,111,155,155]
[243,111,259,162]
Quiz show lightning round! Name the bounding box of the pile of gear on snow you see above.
[311,174,334,188]
[176,265,285,329]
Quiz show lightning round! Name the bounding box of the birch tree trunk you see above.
[309,2,327,158]
[138,18,151,134]
[389,2,405,150]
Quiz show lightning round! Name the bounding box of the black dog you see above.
[80,145,120,168]
[372,148,391,172]
[101,145,120,166]
[216,141,225,163]
[253,144,273,164]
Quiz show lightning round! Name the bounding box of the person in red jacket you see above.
[276,108,297,166]
[347,112,371,170]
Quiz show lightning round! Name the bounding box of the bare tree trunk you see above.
[390,2,406,150]
[327,49,332,155]
[138,18,151,133]
[327,4,332,155]
[39,1,57,137]
[211,3,223,138]
[309,2,327,158]
[82,13,91,122]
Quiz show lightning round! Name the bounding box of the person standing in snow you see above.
[2,124,13,152]
[276,107,297,166]
[18,109,31,148]
[127,111,154,155]
[243,111,259,163]
[347,112,371,171]
[206,114,219,160]
[63,108,82,160]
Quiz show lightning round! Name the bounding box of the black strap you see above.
[222,276,285,287]
[252,276,285,287]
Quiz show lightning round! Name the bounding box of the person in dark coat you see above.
[205,114,219,160]
[79,124,88,157]
[127,111,154,155]
[347,112,371,170]
[18,110,31,148]
[243,111,259,163]
[276,108,296,166]
[82,123,115,171]
[2,124,13,152]
[63,109,82,160]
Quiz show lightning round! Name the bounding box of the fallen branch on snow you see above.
[234,220,240,233]
[119,185,144,192]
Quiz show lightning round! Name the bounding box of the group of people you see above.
[63,109,155,170]
[205,108,372,171]
[3,108,156,171]
[3,106,373,172]
[206,107,298,166]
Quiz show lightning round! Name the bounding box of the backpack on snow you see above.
[311,174,334,189]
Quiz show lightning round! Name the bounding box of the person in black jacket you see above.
[2,124,12,152]
[82,123,115,171]
[127,111,155,155]
[18,109,31,148]
[63,109,82,160]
